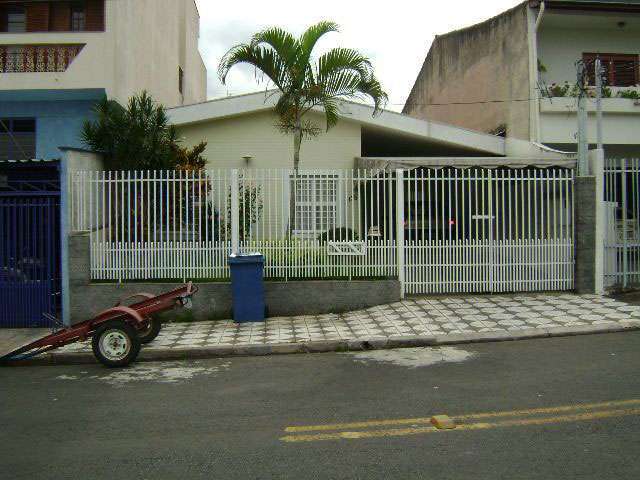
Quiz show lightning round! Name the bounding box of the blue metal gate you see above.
[0,163,61,328]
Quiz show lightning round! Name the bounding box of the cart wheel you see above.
[138,317,162,344]
[92,320,141,368]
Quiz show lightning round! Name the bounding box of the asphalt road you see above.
[1,332,640,480]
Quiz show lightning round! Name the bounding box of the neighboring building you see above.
[403,0,640,158]
[0,0,207,161]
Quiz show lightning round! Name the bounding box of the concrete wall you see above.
[176,110,363,170]
[0,0,206,107]
[403,3,531,140]
[574,177,599,293]
[109,0,206,107]
[60,149,105,325]
[574,149,605,295]
[67,233,401,323]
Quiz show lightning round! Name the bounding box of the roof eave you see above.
[168,91,507,157]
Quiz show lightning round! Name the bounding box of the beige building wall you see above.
[0,0,206,107]
[403,3,531,140]
[176,111,362,170]
[176,111,363,238]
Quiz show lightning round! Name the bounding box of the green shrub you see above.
[618,89,640,100]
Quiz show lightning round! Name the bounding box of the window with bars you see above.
[291,175,338,237]
[0,119,36,161]
[584,53,639,87]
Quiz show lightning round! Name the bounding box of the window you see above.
[584,53,639,87]
[291,175,338,237]
[7,5,26,32]
[71,2,86,31]
[0,118,36,161]
[178,67,184,95]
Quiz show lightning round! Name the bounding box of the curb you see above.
[6,322,640,367]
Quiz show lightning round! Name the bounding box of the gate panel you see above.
[0,195,60,327]
[604,158,640,288]
[404,167,574,295]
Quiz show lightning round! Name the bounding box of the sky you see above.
[195,0,522,111]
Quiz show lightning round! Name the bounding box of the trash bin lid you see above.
[228,252,264,265]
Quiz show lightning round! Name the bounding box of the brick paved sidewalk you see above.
[59,293,640,355]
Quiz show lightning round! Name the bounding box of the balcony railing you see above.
[0,45,84,73]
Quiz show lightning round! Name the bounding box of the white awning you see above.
[355,156,577,170]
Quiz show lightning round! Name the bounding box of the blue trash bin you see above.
[228,253,265,322]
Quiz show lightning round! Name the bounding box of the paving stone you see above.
[54,293,640,357]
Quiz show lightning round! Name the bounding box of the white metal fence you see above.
[71,166,575,294]
[604,158,640,288]
[71,169,398,282]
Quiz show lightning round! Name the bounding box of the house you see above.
[167,91,575,241]
[0,0,207,161]
[167,90,571,170]
[403,0,640,159]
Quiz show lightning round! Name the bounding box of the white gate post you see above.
[620,158,629,288]
[396,169,405,298]
[231,169,240,255]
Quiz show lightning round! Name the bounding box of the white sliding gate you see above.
[401,167,574,294]
[604,159,640,288]
[71,166,574,295]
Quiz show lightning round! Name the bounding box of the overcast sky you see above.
[195,0,521,111]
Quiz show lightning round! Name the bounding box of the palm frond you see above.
[315,48,373,83]
[250,26,298,66]
[354,76,388,114]
[320,96,340,131]
[218,44,289,89]
[297,21,339,70]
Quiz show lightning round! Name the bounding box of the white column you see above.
[396,169,405,298]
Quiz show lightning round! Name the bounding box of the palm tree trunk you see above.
[288,115,302,237]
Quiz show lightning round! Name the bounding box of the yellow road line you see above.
[453,398,640,420]
[284,398,640,433]
[280,408,640,443]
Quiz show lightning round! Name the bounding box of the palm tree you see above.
[218,21,388,172]
[81,91,179,170]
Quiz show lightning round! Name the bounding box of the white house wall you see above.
[176,110,362,239]
[176,110,362,170]
[537,21,640,151]
[538,24,640,85]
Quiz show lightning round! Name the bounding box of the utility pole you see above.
[577,60,589,176]
[595,56,604,151]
